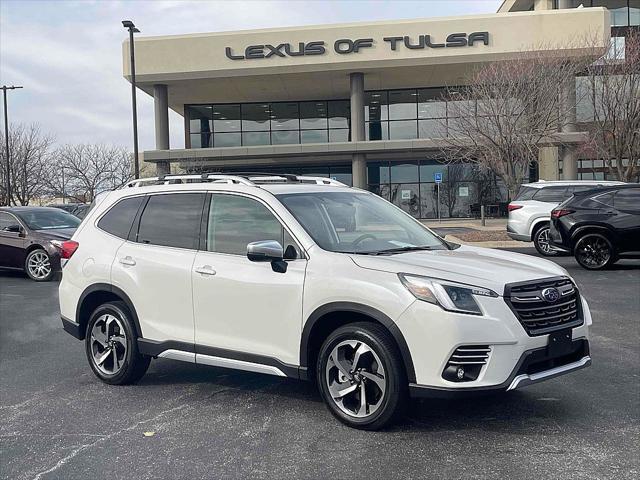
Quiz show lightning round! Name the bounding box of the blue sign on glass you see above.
[434,172,443,183]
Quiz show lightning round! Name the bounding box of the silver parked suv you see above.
[507,180,624,256]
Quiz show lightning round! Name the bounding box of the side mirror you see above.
[4,224,22,234]
[247,240,287,273]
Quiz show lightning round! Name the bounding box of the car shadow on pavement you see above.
[138,360,570,432]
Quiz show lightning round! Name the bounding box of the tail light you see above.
[507,203,523,212]
[551,209,574,219]
[60,240,79,259]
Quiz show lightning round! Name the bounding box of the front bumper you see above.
[396,294,592,396]
[410,339,590,398]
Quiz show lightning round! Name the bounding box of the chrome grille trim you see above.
[504,276,584,336]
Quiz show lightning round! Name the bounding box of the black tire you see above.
[24,249,54,282]
[316,322,407,430]
[533,224,557,257]
[85,301,150,385]
[574,233,615,270]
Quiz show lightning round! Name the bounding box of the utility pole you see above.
[2,85,23,206]
[122,20,140,179]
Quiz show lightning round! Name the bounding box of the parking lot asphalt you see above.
[1,250,639,480]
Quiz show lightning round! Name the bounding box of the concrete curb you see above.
[444,234,533,249]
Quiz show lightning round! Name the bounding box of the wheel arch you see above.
[300,302,416,383]
[570,225,617,249]
[529,218,549,237]
[75,283,142,340]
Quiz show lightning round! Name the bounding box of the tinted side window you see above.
[581,191,615,209]
[533,187,568,203]
[137,193,205,249]
[97,197,144,239]
[614,189,640,210]
[0,212,18,231]
[514,186,536,201]
[207,195,283,255]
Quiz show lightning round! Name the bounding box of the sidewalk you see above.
[421,217,533,249]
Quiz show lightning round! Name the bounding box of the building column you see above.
[557,0,578,180]
[154,84,171,177]
[350,72,367,189]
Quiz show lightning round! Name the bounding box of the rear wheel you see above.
[25,249,53,282]
[316,322,407,430]
[574,233,615,270]
[533,224,557,257]
[85,301,150,385]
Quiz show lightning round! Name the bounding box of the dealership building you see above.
[123,1,632,218]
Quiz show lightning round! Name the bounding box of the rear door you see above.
[612,188,640,252]
[111,192,206,344]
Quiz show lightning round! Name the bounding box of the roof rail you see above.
[121,173,347,189]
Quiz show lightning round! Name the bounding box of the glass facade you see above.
[186,87,472,148]
[554,0,640,26]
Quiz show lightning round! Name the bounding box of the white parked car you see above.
[59,174,592,430]
[507,180,625,256]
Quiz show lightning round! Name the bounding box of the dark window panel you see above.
[98,196,144,239]
[187,106,212,134]
[389,183,421,218]
[137,193,206,250]
[271,102,299,131]
[300,101,328,130]
[212,104,241,133]
[328,101,350,129]
[241,103,271,131]
[366,121,388,141]
[388,89,418,120]
[368,162,390,184]
[390,162,419,183]
[365,91,388,122]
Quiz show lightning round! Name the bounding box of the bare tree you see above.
[45,144,133,203]
[431,164,465,217]
[439,50,590,199]
[578,31,640,182]
[0,123,54,206]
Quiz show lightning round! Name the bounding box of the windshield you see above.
[277,191,447,254]
[16,209,81,230]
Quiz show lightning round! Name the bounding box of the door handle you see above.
[119,256,136,266]
[195,265,216,276]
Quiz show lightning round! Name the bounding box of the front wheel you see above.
[533,225,557,257]
[25,249,54,281]
[574,233,615,270]
[85,301,150,385]
[316,322,407,430]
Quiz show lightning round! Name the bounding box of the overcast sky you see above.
[0,0,501,152]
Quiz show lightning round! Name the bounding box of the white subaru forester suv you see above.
[59,174,592,430]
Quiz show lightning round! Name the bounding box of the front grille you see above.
[505,276,583,336]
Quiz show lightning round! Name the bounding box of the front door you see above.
[0,212,27,269]
[192,193,306,369]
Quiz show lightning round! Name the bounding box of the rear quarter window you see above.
[97,196,144,239]
[532,187,569,203]
[514,186,536,201]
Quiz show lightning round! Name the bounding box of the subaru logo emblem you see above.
[541,287,560,303]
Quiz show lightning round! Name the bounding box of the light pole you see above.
[122,20,140,179]
[2,85,23,206]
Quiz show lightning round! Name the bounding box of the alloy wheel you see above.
[325,340,386,418]
[90,314,128,375]
[536,227,556,255]
[27,251,51,280]
[576,235,611,269]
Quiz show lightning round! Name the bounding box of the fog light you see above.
[456,367,465,380]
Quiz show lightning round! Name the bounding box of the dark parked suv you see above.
[550,185,640,270]
[0,207,80,281]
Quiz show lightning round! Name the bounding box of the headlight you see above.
[398,273,498,315]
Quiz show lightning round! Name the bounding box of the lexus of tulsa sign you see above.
[225,32,490,60]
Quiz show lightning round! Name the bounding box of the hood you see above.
[35,228,76,241]
[349,245,568,295]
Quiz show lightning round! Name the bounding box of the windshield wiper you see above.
[358,246,434,256]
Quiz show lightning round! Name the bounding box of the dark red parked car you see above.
[0,206,80,281]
